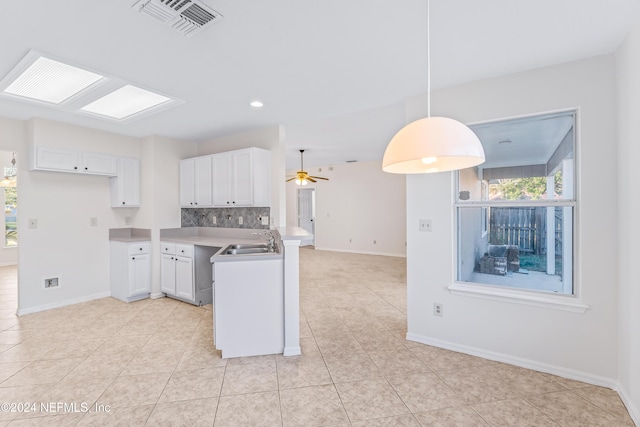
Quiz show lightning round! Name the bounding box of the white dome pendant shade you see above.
[382,0,485,174]
[382,116,485,174]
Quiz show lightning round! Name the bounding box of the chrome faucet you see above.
[252,230,277,252]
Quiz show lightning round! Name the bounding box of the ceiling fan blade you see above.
[286,177,297,182]
[310,176,329,180]
[307,177,317,183]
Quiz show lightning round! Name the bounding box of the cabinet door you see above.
[160,254,176,295]
[115,157,140,207]
[194,156,213,207]
[129,253,151,296]
[175,256,194,301]
[231,149,253,206]
[180,158,195,207]
[82,152,117,176]
[211,153,231,206]
[33,147,81,172]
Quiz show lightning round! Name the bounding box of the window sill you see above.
[448,282,589,313]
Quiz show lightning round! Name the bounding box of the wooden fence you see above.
[489,207,563,255]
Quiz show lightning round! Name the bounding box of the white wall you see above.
[406,55,620,383]
[286,160,406,257]
[197,126,286,227]
[137,135,197,297]
[616,20,640,423]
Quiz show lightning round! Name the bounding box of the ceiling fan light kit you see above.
[286,150,329,185]
[382,0,485,175]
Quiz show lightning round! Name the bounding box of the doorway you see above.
[297,187,315,245]
[0,150,17,316]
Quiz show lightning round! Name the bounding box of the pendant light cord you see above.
[427,0,431,118]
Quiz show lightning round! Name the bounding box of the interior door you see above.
[297,188,315,244]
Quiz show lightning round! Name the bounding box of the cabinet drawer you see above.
[129,242,150,255]
[161,242,176,255]
[175,244,193,258]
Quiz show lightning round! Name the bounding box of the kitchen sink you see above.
[221,243,275,255]
[226,244,269,250]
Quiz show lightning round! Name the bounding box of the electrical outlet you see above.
[90,217,98,227]
[419,219,432,232]
[44,277,59,288]
[212,216,217,225]
[238,216,243,225]
[124,216,131,226]
[261,216,269,225]
[433,303,443,316]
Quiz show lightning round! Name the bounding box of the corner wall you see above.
[615,20,640,423]
[286,160,406,257]
[406,55,619,383]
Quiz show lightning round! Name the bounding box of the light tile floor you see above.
[0,252,635,426]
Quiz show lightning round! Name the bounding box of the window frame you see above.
[450,109,587,313]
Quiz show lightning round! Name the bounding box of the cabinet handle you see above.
[195,202,198,205]
[190,202,193,205]
[74,166,78,170]
[139,248,143,251]
[122,201,125,205]
[232,201,236,204]
[84,167,88,170]
[132,257,135,260]
[226,201,230,205]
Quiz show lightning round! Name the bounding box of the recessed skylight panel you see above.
[3,56,103,104]
[80,85,172,120]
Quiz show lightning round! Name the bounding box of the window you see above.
[456,111,576,295]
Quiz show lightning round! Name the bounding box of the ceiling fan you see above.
[286,149,329,185]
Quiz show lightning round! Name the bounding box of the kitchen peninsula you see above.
[159,226,311,358]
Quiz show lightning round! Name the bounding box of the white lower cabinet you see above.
[213,258,284,358]
[110,241,151,302]
[161,242,215,306]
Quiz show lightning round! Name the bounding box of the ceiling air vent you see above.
[131,0,223,37]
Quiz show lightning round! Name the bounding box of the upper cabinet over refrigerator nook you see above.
[30,146,141,208]
[181,147,271,208]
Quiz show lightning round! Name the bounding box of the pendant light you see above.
[382,0,485,174]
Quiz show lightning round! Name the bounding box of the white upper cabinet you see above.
[82,152,117,175]
[31,147,117,176]
[181,148,270,208]
[110,157,140,207]
[180,156,213,207]
[211,147,271,207]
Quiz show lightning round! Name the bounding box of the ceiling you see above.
[0,0,638,169]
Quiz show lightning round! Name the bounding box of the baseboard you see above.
[150,292,165,299]
[314,246,406,258]
[17,291,112,316]
[616,387,640,426]
[283,346,301,357]
[406,332,618,389]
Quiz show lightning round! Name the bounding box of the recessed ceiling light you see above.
[80,85,172,120]
[249,100,264,108]
[2,56,104,104]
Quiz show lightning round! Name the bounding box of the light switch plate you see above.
[238,216,243,225]
[90,217,98,227]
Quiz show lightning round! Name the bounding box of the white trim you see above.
[617,388,640,427]
[406,332,616,389]
[16,291,111,316]
[150,292,165,299]
[313,246,406,258]
[283,346,301,357]
[0,261,17,267]
[448,282,589,313]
